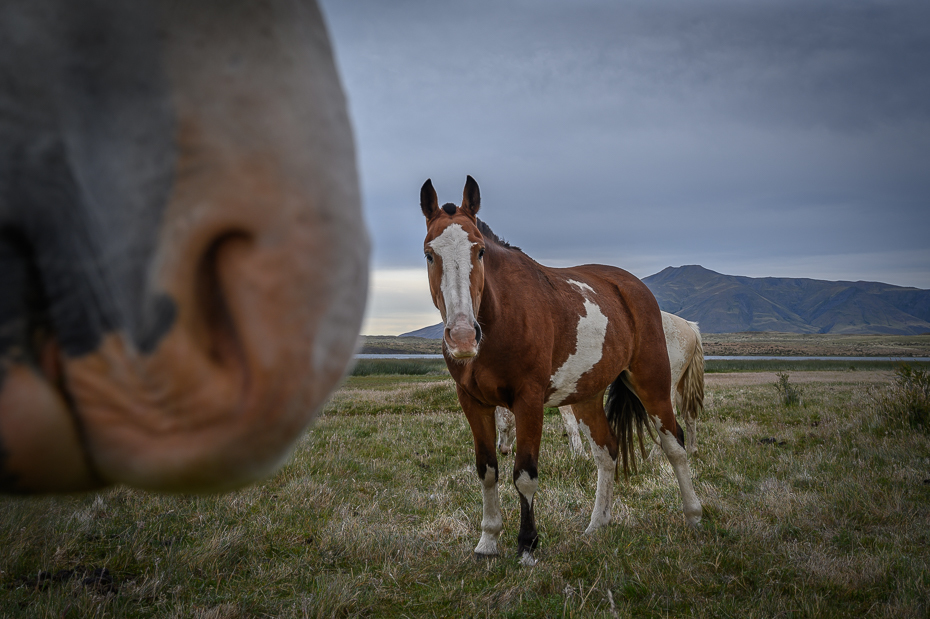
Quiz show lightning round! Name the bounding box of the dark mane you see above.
[476,218,521,252]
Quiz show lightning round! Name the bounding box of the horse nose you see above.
[0,0,370,495]
[444,318,479,358]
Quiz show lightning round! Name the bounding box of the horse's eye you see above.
[425,253,433,264]
[478,248,485,259]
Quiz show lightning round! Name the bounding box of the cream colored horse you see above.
[497,311,704,457]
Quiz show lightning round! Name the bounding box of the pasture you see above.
[2,361,929,617]
[357,333,930,359]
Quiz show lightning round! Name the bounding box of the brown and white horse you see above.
[421,176,701,565]
[497,311,705,457]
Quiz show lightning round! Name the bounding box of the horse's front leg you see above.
[512,396,544,566]
[458,391,503,556]
[494,406,516,455]
[558,406,586,455]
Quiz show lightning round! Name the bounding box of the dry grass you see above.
[2,369,929,617]
[700,332,930,357]
[358,333,930,357]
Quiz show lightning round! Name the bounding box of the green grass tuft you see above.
[872,364,930,433]
[774,372,803,407]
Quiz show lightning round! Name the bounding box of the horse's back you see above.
[520,262,669,407]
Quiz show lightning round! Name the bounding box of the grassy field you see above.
[359,333,930,358]
[700,333,930,358]
[358,336,442,355]
[704,358,930,373]
[2,363,929,617]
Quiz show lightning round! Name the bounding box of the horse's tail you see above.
[679,321,705,425]
[605,373,655,480]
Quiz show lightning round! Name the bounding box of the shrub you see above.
[873,364,930,433]
[774,372,803,407]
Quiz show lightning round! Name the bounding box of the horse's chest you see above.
[543,284,610,407]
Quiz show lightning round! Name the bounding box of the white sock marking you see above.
[578,420,617,533]
[658,429,703,528]
[475,465,503,555]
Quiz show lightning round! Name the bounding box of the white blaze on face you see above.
[429,223,476,325]
[545,280,608,407]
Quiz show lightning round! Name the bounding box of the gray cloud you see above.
[320,0,930,289]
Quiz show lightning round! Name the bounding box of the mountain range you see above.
[401,265,930,336]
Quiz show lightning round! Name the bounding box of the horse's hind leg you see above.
[570,392,619,533]
[674,385,698,457]
[671,388,695,454]
[625,374,702,528]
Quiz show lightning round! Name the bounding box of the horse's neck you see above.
[478,249,537,332]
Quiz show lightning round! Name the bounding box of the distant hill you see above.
[399,323,444,339]
[400,265,930,336]
[643,265,930,335]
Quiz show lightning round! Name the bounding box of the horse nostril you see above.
[474,322,483,344]
[195,232,252,371]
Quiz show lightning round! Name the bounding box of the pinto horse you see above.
[421,176,701,565]
[497,311,705,457]
[0,0,368,493]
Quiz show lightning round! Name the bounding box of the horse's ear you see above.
[420,179,439,219]
[462,175,480,218]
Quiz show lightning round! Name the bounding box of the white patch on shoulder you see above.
[429,224,476,320]
[545,282,608,407]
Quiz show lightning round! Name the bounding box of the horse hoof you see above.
[519,551,537,567]
[474,551,498,561]
[474,536,499,556]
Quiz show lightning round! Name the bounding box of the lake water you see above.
[356,354,443,359]
[355,353,930,362]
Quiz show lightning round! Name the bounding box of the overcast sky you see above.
[317,0,930,335]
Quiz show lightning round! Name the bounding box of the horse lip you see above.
[444,336,479,359]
